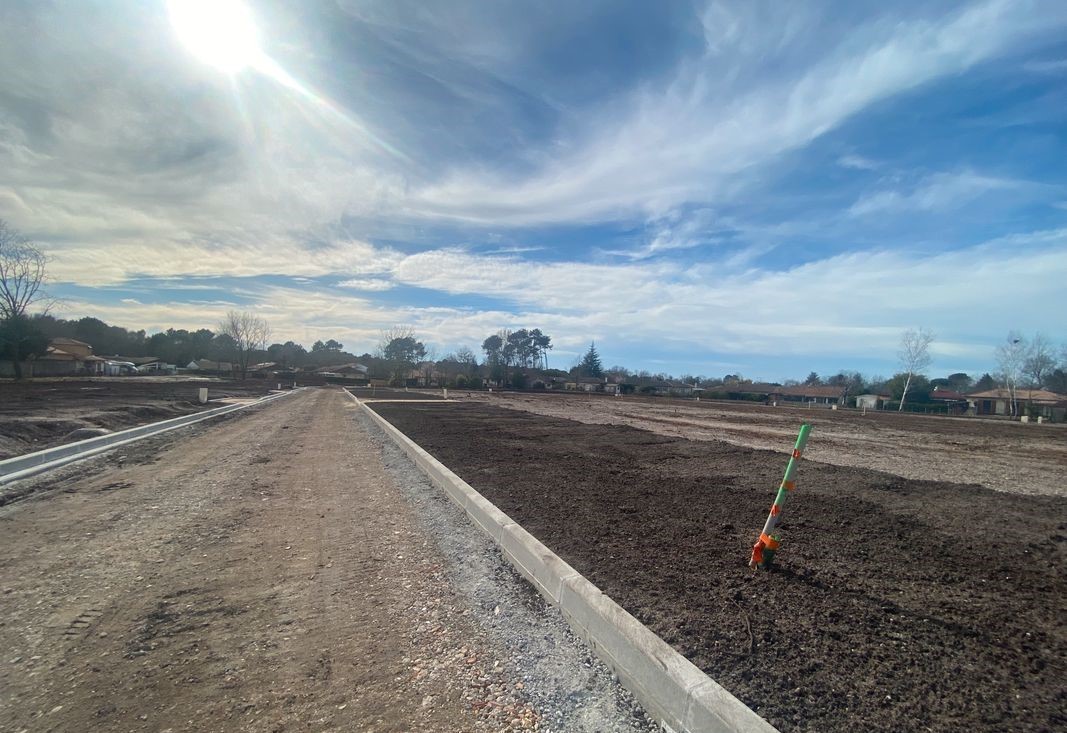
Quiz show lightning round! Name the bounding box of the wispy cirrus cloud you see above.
[848,171,1028,217]
[408,0,1067,226]
[336,277,395,291]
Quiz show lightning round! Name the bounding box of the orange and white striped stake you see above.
[750,423,811,569]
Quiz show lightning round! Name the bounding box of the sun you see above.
[168,0,263,73]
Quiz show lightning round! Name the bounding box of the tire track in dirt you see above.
[0,388,511,732]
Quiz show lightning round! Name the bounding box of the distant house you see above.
[966,388,1067,421]
[928,387,969,415]
[1,337,108,377]
[186,359,234,375]
[101,355,170,374]
[633,379,695,397]
[315,363,370,384]
[777,385,845,405]
[565,378,606,392]
[855,393,890,410]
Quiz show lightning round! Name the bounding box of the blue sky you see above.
[1,0,1065,380]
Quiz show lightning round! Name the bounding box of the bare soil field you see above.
[350,387,445,401]
[372,402,1067,733]
[457,392,1067,496]
[0,377,275,460]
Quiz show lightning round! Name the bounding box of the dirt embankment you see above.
[0,378,275,460]
[373,402,1067,733]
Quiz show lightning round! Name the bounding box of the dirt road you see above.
[0,388,523,732]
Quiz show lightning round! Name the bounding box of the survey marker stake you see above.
[750,423,812,570]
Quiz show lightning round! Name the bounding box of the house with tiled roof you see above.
[966,388,1067,421]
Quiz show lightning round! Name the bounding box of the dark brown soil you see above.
[371,402,1067,733]
[348,387,444,400]
[0,378,275,459]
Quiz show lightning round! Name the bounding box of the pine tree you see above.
[580,342,603,378]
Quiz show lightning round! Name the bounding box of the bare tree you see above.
[219,310,271,380]
[897,327,934,411]
[1023,333,1056,389]
[0,220,50,378]
[995,331,1027,417]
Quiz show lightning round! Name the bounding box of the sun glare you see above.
[168,0,262,73]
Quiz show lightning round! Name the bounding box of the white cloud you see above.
[54,228,1065,371]
[43,237,401,286]
[336,277,395,291]
[848,171,1026,216]
[837,154,879,171]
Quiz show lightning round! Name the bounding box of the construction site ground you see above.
[3,382,1064,732]
[373,399,1066,733]
[450,391,1067,496]
[0,378,276,460]
[0,388,653,733]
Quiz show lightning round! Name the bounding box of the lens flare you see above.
[168,0,262,73]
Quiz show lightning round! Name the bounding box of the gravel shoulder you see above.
[358,406,656,733]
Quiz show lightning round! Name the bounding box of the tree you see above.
[453,346,478,374]
[973,373,996,391]
[580,342,603,378]
[219,310,271,380]
[312,339,344,353]
[827,371,865,404]
[267,340,308,368]
[1046,368,1067,395]
[803,371,821,386]
[887,372,931,407]
[897,327,934,411]
[1023,333,1056,389]
[945,372,973,392]
[380,326,426,386]
[529,328,552,369]
[995,331,1027,416]
[0,220,50,378]
[0,316,49,375]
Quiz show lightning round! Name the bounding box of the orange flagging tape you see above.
[782,480,796,491]
[751,541,764,566]
[759,532,780,550]
[770,504,781,516]
[792,449,802,459]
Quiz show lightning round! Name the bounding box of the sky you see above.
[1,0,1065,381]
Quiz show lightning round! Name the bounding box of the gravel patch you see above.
[358,409,660,733]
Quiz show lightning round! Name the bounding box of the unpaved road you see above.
[0,388,541,732]
[456,393,1067,496]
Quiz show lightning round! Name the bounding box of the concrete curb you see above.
[353,392,778,733]
[0,388,301,485]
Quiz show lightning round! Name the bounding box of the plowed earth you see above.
[0,378,275,459]
[371,402,1067,733]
